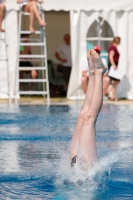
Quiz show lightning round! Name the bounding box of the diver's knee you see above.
[29,6,34,12]
[84,112,97,123]
[79,106,89,118]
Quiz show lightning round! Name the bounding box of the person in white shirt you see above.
[0,0,5,32]
[81,46,110,96]
[55,34,72,91]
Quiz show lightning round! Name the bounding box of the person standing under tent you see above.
[70,49,107,170]
[55,34,72,93]
[17,0,47,34]
[0,0,5,32]
[107,37,121,101]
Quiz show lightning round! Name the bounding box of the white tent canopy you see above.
[44,0,133,11]
[1,0,133,99]
[67,9,133,99]
[6,0,133,11]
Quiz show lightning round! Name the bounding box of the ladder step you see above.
[0,66,8,69]
[19,55,46,58]
[20,11,43,15]
[0,57,8,61]
[19,91,48,95]
[0,80,9,82]
[19,79,47,82]
[19,67,47,71]
[0,39,6,42]
[21,38,41,42]
[0,41,8,44]
[0,41,8,47]
[19,59,46,62]
[0,44,8,47]
[0,91,9,94]
[20,11,30,15]
[19,43,45,46]
[20,31,42,34]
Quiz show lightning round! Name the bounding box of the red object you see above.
[94,46,101,53]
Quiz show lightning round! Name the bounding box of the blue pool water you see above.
[0,104,133,199]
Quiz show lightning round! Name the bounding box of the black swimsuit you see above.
[71,156,77,167]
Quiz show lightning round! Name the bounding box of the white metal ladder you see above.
[15,7,50,105]
[0,19,11,104]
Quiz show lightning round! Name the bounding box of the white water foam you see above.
[55,145,132,187]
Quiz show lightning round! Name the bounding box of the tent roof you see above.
[43,0,133,11]
[6,0,133,11]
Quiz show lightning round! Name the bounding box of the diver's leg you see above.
[23,2,47,33]
[23,2,35,33]
[69,50,95,159]
[29,5,35,33]
[77,50,107,169]
[31,2,47,26]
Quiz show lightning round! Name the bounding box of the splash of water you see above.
[55,146,132,187]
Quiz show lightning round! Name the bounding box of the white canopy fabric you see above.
[43,0,133,11]
[67,10,133,99]
[5,0,133,11]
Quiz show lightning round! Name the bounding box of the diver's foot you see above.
[87,50,95,74]
[40,21,47,27]
[91,49,107,75]
[29,27,35,34]
[0,27,5,32]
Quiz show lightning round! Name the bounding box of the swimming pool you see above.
[0,104,133,199]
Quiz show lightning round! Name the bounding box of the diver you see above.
[69,49,107,171]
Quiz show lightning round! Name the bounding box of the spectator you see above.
[17,0,47,34]
[19,34,37,89]
[0,0,5,32]
[81,57,89,93]
[55,34,72,92]
[107,36,121,101]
